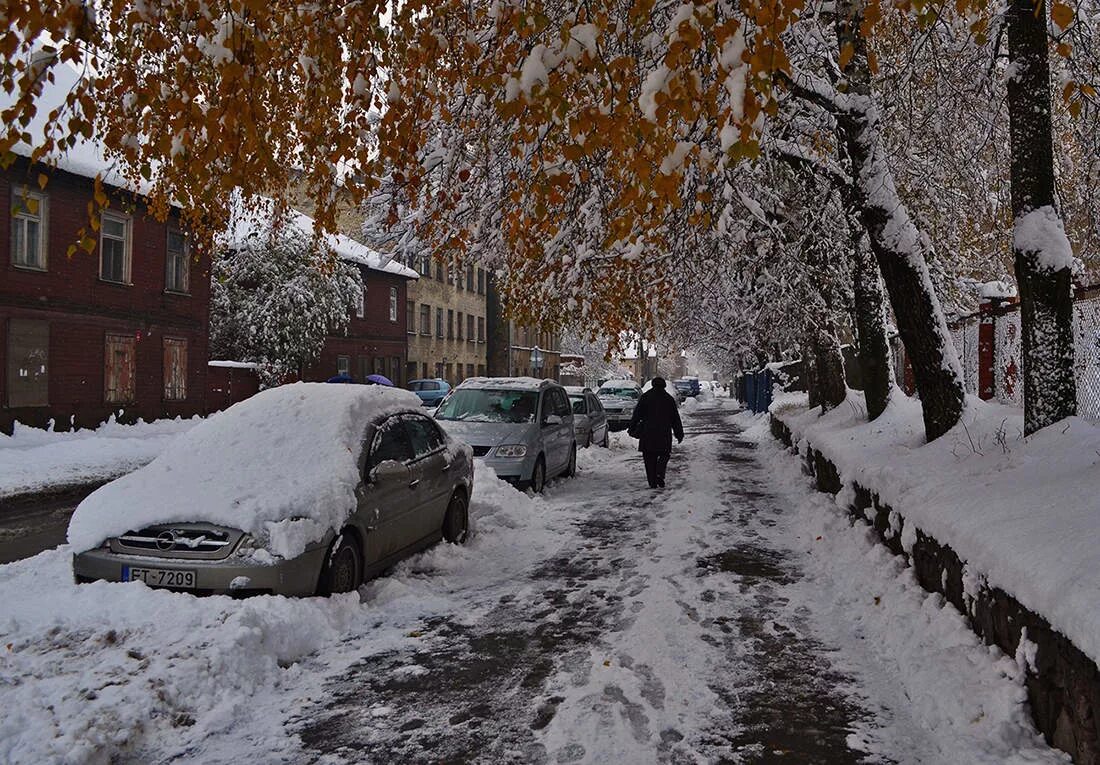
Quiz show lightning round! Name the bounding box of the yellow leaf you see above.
[1051,2,1074,30]
[37,173,48,190]
[839,43,855,70]
[25,197,39,215]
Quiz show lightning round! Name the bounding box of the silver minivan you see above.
[434,377,576,492]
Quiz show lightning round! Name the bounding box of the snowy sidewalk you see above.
[0,401,1062,763]
[0,417,200,501]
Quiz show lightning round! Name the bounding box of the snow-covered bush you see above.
[210,222,362,386]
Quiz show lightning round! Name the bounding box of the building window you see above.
[406,300,416,334]
[447,309,454,339]
[165,229,189,293]
[163,337,188,400]
[435,308,444,338]
[466,264,475,290]
[420,304,431,335]
[353,287,365,318]
[477,364,486,377]
[477,268,485,295]
[11,188,47,270]
[389,287,398,322]
[6,319,48,407]
[466,363,475,379]
[104,333,136,403]
[455,267,463,291]
[435,260,444,282]
[457,311,464,341]
[467,314,475,343]
[477,316,485,343]
[435,362,444,379]
[390,356,401,386]
[445,362,453,382]
[419,254,431,276]
[99,213,131,284]
[406,361,418,381]
[422,362,428,379]
[337,355,350,377]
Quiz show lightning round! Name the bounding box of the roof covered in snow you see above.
[225,196,418,279]
[0,57,148,193]
[457,377,557,391]
[67,383,423,555]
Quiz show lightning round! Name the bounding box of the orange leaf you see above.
[839,43,855,70]
[1051,2,1074,30]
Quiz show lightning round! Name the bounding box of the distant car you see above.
[70,383,474,597]
[408,378,451,407]
[643,378,684,405]
[597,379,641,432]
[674,377,701,398]
[434,377,576,492]
[565,386,610,448]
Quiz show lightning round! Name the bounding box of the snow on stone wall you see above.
[962,320,980,395]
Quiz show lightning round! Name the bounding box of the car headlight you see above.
[495,444,527,458]
[622,406,634,416]
[235,533,259,557]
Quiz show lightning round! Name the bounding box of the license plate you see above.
[123,566,197,589]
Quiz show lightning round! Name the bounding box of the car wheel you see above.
[530,456,546,493]
[442,491,469,544]
[601,429,610,448]
[318,533,362,595]
[564,443,577,477]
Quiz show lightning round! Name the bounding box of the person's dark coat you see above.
[629,387,684,453]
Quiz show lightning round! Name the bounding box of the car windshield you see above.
[569,395,586,414]
[599,386,639,400]
[435,389,539,423]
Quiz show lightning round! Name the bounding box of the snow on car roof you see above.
[68,383,422,555]
[599,379,640,388]
[564,386,591,395]
[457,377,556,391]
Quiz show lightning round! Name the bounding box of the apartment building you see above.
[507,322,562,380]
[405,255,489,386]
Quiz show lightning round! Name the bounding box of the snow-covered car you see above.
[597,379,642,431]
[434,377,576,492]
[70,383,474,597]
[565,386,610,448]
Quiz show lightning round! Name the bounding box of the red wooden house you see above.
[0,63,209,434]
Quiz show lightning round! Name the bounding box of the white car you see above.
[597,379,642,431]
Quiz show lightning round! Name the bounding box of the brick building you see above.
[302,236,419,386]
[0,160,210,434]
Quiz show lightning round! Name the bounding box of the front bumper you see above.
[478,452,536,483]
[605,411,633,431]
[73,544,330,597]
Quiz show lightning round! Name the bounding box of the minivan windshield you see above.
[599,386,639,400]
[435,389,539,423]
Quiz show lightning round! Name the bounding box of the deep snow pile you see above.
[0,416,200,499]
[772,389,1100,667]
[740,412,1063,763]
[67,383,422,555]
[0,460,550,764]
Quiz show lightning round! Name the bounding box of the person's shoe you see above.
[657,481,665,488]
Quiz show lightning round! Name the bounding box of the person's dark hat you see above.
[651,377,666,389]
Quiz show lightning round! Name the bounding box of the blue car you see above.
[408,378,451,407]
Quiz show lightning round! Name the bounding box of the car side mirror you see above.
[542,414,563,427]
[369,459,409,483]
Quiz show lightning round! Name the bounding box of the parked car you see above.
[644,378,685,405]
[408,378,452,407]
[565,386,610,448]
[674,377,701,398]
[70,383,473,597]
[434,377,576,492]
[597,379,642,431]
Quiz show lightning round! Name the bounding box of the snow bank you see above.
[0,417,199,499]
[772,390,1100,666]
[68,383,422,554]
[744,415,1062,763]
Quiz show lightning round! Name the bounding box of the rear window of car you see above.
[569,395,587,415]
[599,386,639,399]
[410,381,440,392]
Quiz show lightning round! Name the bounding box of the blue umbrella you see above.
[326,374,354,384]
[366,374,394,386]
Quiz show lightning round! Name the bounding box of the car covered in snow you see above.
[433,377,576,492]
[70,383,474,597]
[597,379,642,431]
[565,386,610,448]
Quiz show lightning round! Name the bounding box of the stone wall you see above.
[770,414,1100,764]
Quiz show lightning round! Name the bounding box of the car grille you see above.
[472,445,492,457]
[118,526,234,554]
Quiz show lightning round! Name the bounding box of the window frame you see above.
[420,303,431,335]
[367,416,415,476]
[435,308,444,338]
[165,228,190,294]
[104,333,137,403]
[337,355,351,377]
[389,286,398,322]
[10,186,48,271]
[99,212,133,285]
[353,286,365,319]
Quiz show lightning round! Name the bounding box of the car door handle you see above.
[441,462,452,472]
[408,479,421,489]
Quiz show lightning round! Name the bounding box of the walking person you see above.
[628,377,684,489]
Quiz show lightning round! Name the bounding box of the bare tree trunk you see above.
[803,339,821,410]
[833,0,965,441]
[1006,0,1077,434]
[851,228,892,419]
[815,326,847,411]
